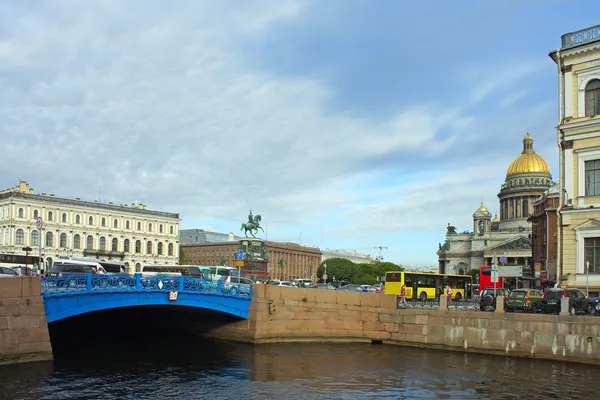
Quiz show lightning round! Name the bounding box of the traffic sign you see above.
[36,217,43,230]
[498,265,523,278]
[235,250,244,261]
[235,260,244,267]
[452,265,458,271]
[499,256,507,264]
[491,268,498,283]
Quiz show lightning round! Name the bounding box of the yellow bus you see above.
[384,271,472,300]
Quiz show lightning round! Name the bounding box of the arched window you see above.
[111,237,118,252]
[168,243,174,256]
[48,211,53,221]
[113,219,118,228]
[62,213,67,223]
[33,210,38,219]
[88,216,93,225]
[585,79,600,117]
[124,239,130,253]
[170,226,174,234]
[101,217,106,227]
[522,199,529,218]
[75,214,81,224]
[18,208,24,218]
[86,235,94,250]
[137,222,141,231]
[135,240,141,253]
[73,234,80,249]
[157,242,163,255]
[149,223,153,232]
[159,224,163,233]
[60,233,67,247]
[46,232,53,247]
[146,241,152,254]
[31,230,39,246]
[16,229,24,245]
[99,237,106,250]
[125,220,130,229]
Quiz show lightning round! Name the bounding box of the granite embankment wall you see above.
[0,277,53,364]
[208,285,600,365]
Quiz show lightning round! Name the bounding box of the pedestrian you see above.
[446,285,453,303]
[400,284,407,306]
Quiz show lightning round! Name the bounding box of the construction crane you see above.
[373,246,388,282]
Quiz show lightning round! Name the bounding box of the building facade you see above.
[321,249,373,264]
[437,133,554,286]
[550,24,600,294]
[0,181,180,272]
[180,229,241,244]
[181,241,322,282]
[529,184,559,284]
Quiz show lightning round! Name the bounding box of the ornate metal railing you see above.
[41,274,252,299]
[448,298,481,311]
[397,297,481,311]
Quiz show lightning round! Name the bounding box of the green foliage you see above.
[466,268,479,282]
[179,247,185,264]
[319,258,403,284]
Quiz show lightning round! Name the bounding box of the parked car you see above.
[0,267,18,277]
[338,284,363,292]
[504,289,543,312]
[540,288,588,315]
[587,297,600,315]
[308,283,337,290]
[479,287,510,311]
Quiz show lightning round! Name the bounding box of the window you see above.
[46,232,53,247]
[137,222,141,231]
[585,79,600,117]
[48,211,53,221]
[62,213,67,223]
[585,160,600,196]
[113,219,118,228]
[125,221,130,229]
[585,237,600,273]
[60,233,67,248]
[146,241,152,254]
[88,216,93,225]
[75,214,81,224]
[17,208,24,218]
[135,240,141,253]
[124,239,130,253]
[112,238,118,252]
[101,217,106,227]
[522,200,528,218]
[33,210,39,219]
[31,230,39,246]
[149,223,153,232]
[86,235,94,250]
[16,229,24,245]
[170,226,174,234]
[168,243,174,256]
[159,224,163,233]
[99,237,106,250]
[158,242,163,255]
[74,234,80,249]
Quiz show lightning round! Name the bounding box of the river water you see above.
[1,338,598,400]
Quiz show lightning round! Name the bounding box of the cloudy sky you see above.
[1,1,598,265]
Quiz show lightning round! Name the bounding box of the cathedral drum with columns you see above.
[437,132,554,288]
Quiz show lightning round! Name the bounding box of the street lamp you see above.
[22,246,32,274]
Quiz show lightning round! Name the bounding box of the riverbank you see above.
[207,285,600,365]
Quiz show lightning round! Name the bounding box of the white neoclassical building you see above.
[0,180,180,272]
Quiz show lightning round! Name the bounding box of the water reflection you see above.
[1,339,599,399]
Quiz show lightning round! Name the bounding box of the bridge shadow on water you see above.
[48,306,248,369]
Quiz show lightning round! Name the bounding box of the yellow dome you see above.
[476,202,488,213]
[492,214,500,223]
[506,132,551,177]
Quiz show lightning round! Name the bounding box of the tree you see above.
[317,258,362,282]
[466,268,479,283]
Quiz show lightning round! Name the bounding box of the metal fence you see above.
[397,297,481,311]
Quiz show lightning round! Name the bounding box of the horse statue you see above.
[241,214,264,238]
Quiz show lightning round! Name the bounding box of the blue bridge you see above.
[41,274,253,323]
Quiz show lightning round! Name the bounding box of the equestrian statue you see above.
[241,210,264,238]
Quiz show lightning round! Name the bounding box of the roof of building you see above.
[506,132,551,178]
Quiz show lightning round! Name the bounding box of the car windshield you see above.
[509,291,526,298]
[544,290,563,299]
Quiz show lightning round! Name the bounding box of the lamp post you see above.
[22,246,32,274]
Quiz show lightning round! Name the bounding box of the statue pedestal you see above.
[239,238,270,281]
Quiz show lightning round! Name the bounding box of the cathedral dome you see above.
[492,214,500,223]
[506,132,551,177]
[475,202,488,213]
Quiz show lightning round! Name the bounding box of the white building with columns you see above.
[0,180,180,272]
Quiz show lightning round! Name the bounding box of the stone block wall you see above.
[212,285,600,364]
[0,277,53,364]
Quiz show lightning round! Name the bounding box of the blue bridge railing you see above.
[41,274,253,299]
